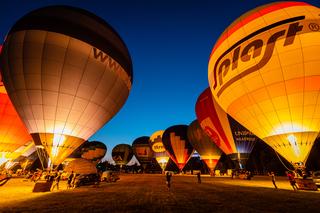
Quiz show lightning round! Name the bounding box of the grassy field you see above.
[1,174,320,212]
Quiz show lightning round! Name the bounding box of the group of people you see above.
[23,169,79,191]
[51,171,80,191]
[269,171,299,190]
[231,170,253,180]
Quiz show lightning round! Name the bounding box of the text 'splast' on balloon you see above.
[208,2,320,165]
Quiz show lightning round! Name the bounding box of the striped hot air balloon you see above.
[196,88,258,169]
[162,125,194,172]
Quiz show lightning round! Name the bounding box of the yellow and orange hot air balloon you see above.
[149,130,170,172]
[208,1,320,166]
[0,6,132,168]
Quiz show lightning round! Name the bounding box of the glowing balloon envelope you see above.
[196,88,258,168]
[132,136,153,169]
[0,6,133,167]
[81,141,107,164]
[208,2,320,165]
[64,158,97,174]
[187,120,222,175]
[162,125,195,171]
[149,130,169,172]
[0,76,33,166]
[112,144,133,166]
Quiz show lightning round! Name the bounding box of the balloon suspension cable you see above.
[273,150,294,172]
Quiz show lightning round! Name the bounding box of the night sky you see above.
[1,0,320,162]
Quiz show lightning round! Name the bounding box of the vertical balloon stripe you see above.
[196,88,234,153]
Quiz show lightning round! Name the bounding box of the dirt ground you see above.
[1,174,320,212]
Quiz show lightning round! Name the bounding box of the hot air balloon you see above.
[81,141,107,164]
[0,73,33,166]
[196,88,258,169]
[149,130,170,172]
[112,144,133,167]
[0,6,133,168]
[208,1,320,167]
[64,158,97,174]
[132,136,153,171]
[187,120,222,175]
[162,125,194,172]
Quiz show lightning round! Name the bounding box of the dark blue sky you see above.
[1,0,320,162]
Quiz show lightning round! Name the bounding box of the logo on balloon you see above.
[92,47,132,90]
[212,17,307,97]
[152,142,166,153]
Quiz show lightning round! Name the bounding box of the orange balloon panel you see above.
[0,85,32,162]
[208,2,320,164]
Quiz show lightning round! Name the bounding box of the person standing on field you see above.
[166,171,172,190]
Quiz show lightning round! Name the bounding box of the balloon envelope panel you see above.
[208,2,320,164]
[0,6,133,166]
[162,125,194,171]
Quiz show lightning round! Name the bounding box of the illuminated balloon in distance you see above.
[132,136,153,170]
[64,158,97,174]
[196,88,258,169]
[162,125,195,172]
[187,120,222,175]
[208,1,320,166]
[81,141,107,164]
[0,6,133,168]
[149,130,169,172]
[112,144,133,166]
[0,74,33,166]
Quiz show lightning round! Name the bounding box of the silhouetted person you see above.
[269,172,277,189]
[166,172,172,190]
[51,172,61,191]
[197,172,201,184]
[67,171,74,189]
[286,171,298,191]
